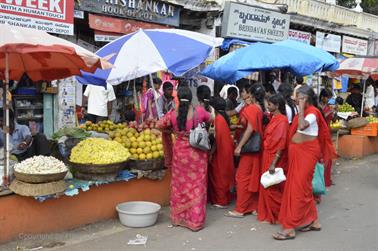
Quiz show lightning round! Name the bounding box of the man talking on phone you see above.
[0,110,50,161]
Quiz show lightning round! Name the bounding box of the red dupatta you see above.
[289,105,337,162]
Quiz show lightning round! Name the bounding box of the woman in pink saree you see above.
[158,87,211,231]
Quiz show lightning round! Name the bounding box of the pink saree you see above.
[159,106,210,231]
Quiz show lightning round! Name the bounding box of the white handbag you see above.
[260,168,286,189]
[189,108,210,151]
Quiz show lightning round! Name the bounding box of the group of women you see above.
[156,81,337,240]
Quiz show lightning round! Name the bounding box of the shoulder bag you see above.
[189,107,210,151]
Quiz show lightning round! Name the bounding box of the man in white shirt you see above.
[84,83,116,123]
[269,72,281,93]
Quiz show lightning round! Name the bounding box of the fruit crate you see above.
[351,123,378,137]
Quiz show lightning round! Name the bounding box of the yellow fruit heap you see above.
[330,120,342,129]
[70,138,130,165]
[109,128,164,161]
[80,120,127,133]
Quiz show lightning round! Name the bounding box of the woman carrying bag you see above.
[225,83,266,218]
[157,87,211,231]
[257,94,289,224]
[273,85,337,240]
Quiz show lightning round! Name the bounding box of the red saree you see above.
[279,106,337,229]
[159,106,211,231]
[234,104,263,214]
[209,114,235,206]
[258,114,289,224]
[322,104,334,187]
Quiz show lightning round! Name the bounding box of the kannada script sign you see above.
[221,1,290,43]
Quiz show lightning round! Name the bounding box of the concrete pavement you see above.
[2,154,378,251]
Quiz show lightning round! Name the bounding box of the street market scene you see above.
[0,0,378,250]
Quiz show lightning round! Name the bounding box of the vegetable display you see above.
[15,156,68,174]
[70,138,130,165]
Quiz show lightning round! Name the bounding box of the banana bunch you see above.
[70,138,130,165]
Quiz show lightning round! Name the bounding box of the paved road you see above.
[2,155,378,251]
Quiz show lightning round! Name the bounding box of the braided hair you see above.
[210,97,230,126]
[278,83,298,118]
[197,85,211,112]
[176,87,192,131]
[249,83,269,125]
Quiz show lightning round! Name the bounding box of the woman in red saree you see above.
[208,97,234,208]
[258,94,289,224]
[225,83,265,218]
[273,86,337,240]
[319,89,334,187]
[158,87,211,231]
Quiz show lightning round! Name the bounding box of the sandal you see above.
[224,210,244,218]
[213,204,228,209]
[300,225,322,232]
[273,232,295,240]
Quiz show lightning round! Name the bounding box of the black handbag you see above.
[240,132,262,154]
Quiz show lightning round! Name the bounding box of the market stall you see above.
[331,57,378,158]
[0,26,223,243]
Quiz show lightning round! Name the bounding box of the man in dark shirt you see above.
[346,85,363,114]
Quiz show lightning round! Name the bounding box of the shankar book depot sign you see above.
[221,1,290,43]
[77,0,180,27]
[0,0,74,35]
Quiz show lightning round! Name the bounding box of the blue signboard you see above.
[77,0,181,27]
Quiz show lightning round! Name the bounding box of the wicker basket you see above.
[128,159,164,171]
[14,170,68,184]
[73,171,118,181]
[10,179,67,197]
[68,160,128,174]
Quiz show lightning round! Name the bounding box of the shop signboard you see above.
[161,0,221,11]
[78,0,180,27]
[94,31,121,42]
[342,36,368,56]
[315,31,341,53]
[89,13,167,35]
[221,1,290,43]
[0,0,74,35]
[288,29,311,44]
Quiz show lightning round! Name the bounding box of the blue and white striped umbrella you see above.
[77,29,223,86]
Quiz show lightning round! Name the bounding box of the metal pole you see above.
[360,79,366,117]
[3,53,10,187]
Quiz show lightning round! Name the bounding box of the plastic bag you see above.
[312,162,326,195]
[260,167,286,188]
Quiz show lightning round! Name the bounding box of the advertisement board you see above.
[221,1,290,43]
[0,0,74,35]
[78,0,180,27]
[315,31,341,53]
[342,36,368,56]
[288,29,311,44]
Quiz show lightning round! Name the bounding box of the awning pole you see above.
[3,52,10,188]
[360,79,366,117]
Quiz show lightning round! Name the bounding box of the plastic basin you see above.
[116,201,161,228]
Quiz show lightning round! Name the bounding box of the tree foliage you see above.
[337,0,378,15]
